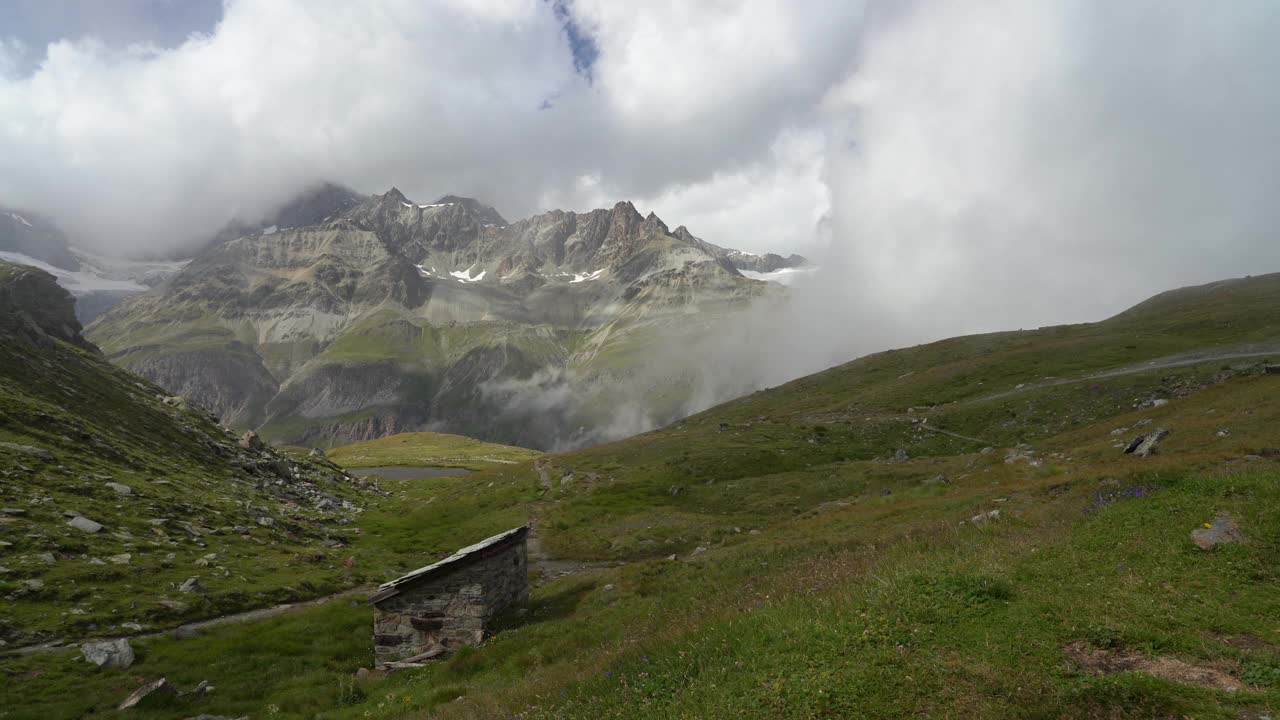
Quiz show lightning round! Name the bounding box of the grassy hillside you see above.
[327,431,542,470]
[6,272,1280,718]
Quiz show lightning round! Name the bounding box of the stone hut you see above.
[370,526,529,664]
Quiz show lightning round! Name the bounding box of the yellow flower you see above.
[403,696,413,703]
[1203,523,1213,528]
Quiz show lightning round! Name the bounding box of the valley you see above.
[3,264,1278,718]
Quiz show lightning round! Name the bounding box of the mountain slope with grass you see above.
[0,260,395,649]
[6,271,1280,719]
[327,432,541,471]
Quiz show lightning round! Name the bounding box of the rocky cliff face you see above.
[0,262,97,352]
[88,190,791,450]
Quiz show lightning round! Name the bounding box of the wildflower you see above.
[1203,522,1213,528]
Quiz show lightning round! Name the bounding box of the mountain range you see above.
[82,185,807,450]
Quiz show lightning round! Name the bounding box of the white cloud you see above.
[0,0,860,260]
[1,0,1279,362]
[817,0,1280,345]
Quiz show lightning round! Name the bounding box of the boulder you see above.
[105,482,133,495]
[68,516,103,533]
[118,678,176,710]
[178,576,207,594]
[238,431,264,452]
[892,448,910,462]
[970,509,1001,524]
[308,448,326,460]
[1192,513,1244,550]
[81,638,135,668]
[1125,428,1170,457]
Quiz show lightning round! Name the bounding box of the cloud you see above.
[0,0,862,259]
[819,0,1280,343]
[2,0,1279,364]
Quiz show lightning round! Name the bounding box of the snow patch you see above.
[6,212,32,228]
[570,268,606,283]
[262,225,278,235]
[740,266,820,287]
[450,265,486,282]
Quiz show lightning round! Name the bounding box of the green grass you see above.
[327,432,541,471]
[6,271,1280,718]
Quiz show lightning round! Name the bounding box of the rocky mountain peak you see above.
[381,187,410,205]
[432,195,507,226]
[642,210,669,234]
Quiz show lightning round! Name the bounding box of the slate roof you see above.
[369,525,528,604]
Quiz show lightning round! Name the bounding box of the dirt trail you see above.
[2,587,369,658]
[964,344,1280,406]
[526,513,613,585]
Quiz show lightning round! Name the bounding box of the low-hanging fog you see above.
[4,0,1280,448]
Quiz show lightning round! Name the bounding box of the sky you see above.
[2,0,1280,348]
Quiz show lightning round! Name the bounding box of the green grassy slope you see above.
[7,272,1280,719]
[0,262,459,652]
[327,432,542,471]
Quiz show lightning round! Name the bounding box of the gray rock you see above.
[970,509,1001,524]
[105,482,132,495]
[21,578,43,589]
[1124,428,1170,457]
[256,516,275,528]
[0,508,25,516]
[156,600,187,611]
[668,485,684,497]
[1192,513,1244,550]
[308,448,326,460]
[892,448,910,462]
[108,553,131,564]
[68,516,103,533]
[117,678,175,710]
[179,576,207,594]
[34,552,56,564]
[238,431,264,451]
[0,442,52,459]
[82,638,135,668]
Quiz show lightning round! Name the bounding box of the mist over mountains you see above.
[79,185,804,450]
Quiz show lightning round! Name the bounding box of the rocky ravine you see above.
[89,189,802,450]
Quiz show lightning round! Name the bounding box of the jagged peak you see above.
[610,200,640,216]
[428,195,508,225]
[381,187,410,204]
[643,210,669,233]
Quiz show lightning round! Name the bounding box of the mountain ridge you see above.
[86,187,797,450]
